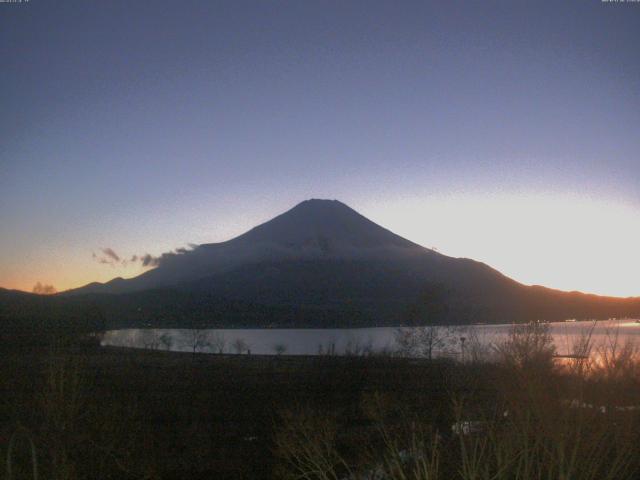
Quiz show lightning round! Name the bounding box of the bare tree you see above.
[461,327,491,363]
[493,322,556,371]
[395,325,459,360]
[273,343,287,355]
[595,323,640,381]
[210,332,227,354]
[159,332,173,351]
[232,338,248,354]
[184,329,211,354]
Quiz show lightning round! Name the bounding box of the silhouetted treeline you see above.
[2,277,640,333]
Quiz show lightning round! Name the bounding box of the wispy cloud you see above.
[102,248,120,262]
[93,245,197,269]
[93,247,124,267]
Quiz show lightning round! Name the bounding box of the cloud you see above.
[93,245,196,269]
[141,253,160,267]
[137,245,199,267]
[93,248,124,267]
[33,282,57,295]
[102,248,120,262]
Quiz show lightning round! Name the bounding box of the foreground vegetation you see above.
[3,323,640,479]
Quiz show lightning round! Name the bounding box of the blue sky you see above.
[1,0,639,295]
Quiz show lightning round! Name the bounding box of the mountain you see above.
[67,199,429,295]
[6,199,640,328]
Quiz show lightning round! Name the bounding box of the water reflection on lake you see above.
[102,320,640,358]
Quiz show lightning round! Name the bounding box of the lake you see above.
[102,319,640,359]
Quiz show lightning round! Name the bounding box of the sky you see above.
[1,0,639,296]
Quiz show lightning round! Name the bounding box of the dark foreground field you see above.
[1,341,469,479]
[3,330,640,479]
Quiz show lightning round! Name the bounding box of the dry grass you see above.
[274,323,640,480]
[4,322,640,479]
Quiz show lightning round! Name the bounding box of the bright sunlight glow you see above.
[365,193,640,298]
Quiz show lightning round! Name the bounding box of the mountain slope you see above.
[40,199,640,327]
[66,199,431,295]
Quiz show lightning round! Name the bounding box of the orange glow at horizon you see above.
[2,264,151,294]
[2,193,639,298]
